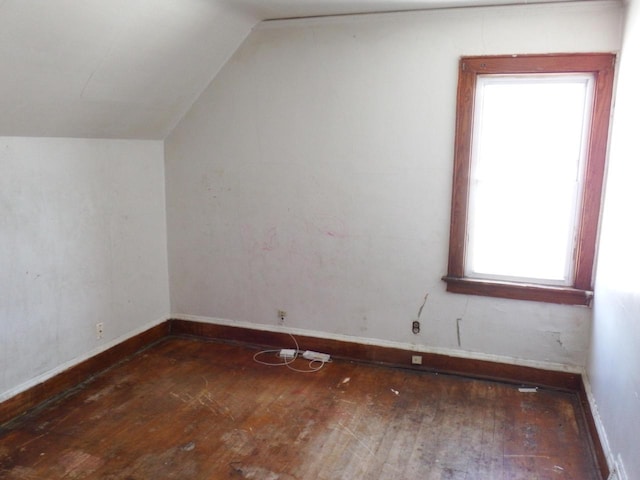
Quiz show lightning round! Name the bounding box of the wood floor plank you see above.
[0,337,600,479]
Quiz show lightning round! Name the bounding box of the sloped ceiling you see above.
[1,0,581,139]
[0,0,258,139]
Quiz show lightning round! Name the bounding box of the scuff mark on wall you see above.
[549,331,564,348]
[460,297,470,319]
[302,215,349,239]
[417,292,429,319]
[455,297,469,346]
[360,315,367,334]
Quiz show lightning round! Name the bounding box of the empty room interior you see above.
[1,0,639,478]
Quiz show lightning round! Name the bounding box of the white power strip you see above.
[302,350,330,362]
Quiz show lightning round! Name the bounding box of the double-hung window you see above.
[443,54,615,305]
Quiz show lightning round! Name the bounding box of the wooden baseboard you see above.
[170,319,608,478]
[169,319,581,390]
[0,317,609,479]
[0,322,169,426]
[578,378,610,480]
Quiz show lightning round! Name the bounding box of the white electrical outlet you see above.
[411,355,423,365]
[96,322,104,339]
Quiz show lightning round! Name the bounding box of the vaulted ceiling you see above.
[0,0,582,139]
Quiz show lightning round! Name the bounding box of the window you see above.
[443,54,615,306]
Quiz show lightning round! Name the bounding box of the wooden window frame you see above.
[443,53,616,306]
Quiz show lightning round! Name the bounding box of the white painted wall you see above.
[166,2,622,369]
[0,137,169,401]
[588,0,640,477]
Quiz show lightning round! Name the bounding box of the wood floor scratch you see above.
[0,337,600,479]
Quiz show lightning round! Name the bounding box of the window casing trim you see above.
[443,53,616,306]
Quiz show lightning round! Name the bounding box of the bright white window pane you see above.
[466,75,593,285]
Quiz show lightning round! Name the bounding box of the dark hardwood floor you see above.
[0,337,599,479]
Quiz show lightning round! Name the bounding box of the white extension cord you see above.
[253,334,331,373]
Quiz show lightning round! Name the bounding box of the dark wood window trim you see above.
[444,53,616,306]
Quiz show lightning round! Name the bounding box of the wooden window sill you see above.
[442,276,593,306]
